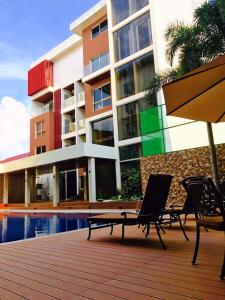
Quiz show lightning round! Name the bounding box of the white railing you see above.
[79,119,85,129]
[77,92,85,104]
[32,102,53,117]
[63,96,75,108]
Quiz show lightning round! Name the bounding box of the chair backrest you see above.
[139,174,173,218]
[182,177,224,218]
[181,176,205,212]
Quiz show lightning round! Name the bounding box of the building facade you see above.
[0,0,224,207]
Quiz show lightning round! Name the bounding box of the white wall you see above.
[53,45,83,89]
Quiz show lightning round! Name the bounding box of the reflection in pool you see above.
[0,213,89,243]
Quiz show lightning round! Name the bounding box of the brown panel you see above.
[84,77,112,118]
[30,112,55,155]
[8,173,25,204]
[82,15,109,66]
[0,175,3,203]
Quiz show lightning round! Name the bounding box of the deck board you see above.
[0,220,224,299]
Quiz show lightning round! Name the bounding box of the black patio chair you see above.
[182,177,225,279]
[87,174,173,249]
[162,176,205,241]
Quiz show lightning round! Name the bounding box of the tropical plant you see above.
[121,168,142,199]
[146,0,225,101]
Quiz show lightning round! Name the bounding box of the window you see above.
[117,98,155,140]
[36,145,46,155]
[92,117,114,147]
[120,144,142,161]
[35,121,45,138]
[112,0,149,25]
[91,52,109,72]
[92,20,108,38]
[116,53,155,100]
[114,13,152,61]
[93,83,111,111]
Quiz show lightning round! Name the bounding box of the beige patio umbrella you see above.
[163,54,225,186]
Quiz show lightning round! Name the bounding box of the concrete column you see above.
[88,158,96,202]
[25,169,31,207]
[53,165,59,207]
[3,173,9,205]
[115,158,122,192]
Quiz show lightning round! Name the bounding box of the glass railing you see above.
[32,102,53,117]
[77,92,85,105]
[84,52,109,77]
[63,96,75,108]
[63,122,76,134]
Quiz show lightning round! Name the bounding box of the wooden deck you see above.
[0,220,224,299]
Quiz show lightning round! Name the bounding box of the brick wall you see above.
[140,143,225,205]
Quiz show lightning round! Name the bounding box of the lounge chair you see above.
[162,176,204,241]
[87,174,173,249]
[182,177,225,279]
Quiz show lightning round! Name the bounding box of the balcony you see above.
[63,122,76,135]
[77,92,85,107]
[32,102,53,117]
[83,52,110,83]
[63,96,75,109]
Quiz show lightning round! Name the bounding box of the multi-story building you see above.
[0,0,224,207]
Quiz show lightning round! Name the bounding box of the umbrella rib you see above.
[216,112,225,123]
[163,62,225,87]
[168,77,225,115]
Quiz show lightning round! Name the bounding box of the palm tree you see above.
[145,0,225,186]
[146,0,225,102]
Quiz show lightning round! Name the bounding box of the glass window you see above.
[36,145,46,155]
[112,0,149,25]
[116,53,155,100]
[120,144,142,161]
[35,121,45,138]
[117,98,155,141]
[91,52,109,73]
[92,117,114,147]
[93,83,111,111]
[114,13,152,61]
[92,20,108,38]
[116,61,135,99]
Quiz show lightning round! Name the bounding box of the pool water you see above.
[0,213,89,244]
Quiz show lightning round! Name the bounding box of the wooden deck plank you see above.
[0,220,224,300]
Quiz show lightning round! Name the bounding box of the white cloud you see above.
[0,97,30,160]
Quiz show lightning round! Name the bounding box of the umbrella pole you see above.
[206,122,220,189]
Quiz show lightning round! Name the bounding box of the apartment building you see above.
[1,0,223,207]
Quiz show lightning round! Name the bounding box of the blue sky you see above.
[0,0,99,159]
[0,0,99,107]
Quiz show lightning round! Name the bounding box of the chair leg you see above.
[155,223,167,250]
[145,223,150,237]
[183,213,187,226]
[192,223,200,264]
[121,223,125,244]
[142,224,146,232]
[220,234,225,280]
[178,215,189,241]
[160,224,166,234]
[110,224,114,235]
[87,223,91,240]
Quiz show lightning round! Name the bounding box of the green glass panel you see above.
[140,106,165,156]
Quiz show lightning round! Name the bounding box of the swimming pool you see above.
[0,213,89,244]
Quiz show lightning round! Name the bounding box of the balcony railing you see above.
[63,96,75,109]
[63,122,76,135]
[77,92,85,105]
[79,119,85,129]
[32,102,53,117]
[84,52,109,77]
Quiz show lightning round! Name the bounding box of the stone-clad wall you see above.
[140,143,225,206]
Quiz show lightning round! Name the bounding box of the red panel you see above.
[1,153,30,163]
[28,60,54,96]
[54,89,62,149]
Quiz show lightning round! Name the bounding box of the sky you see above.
[0,0,99,160]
